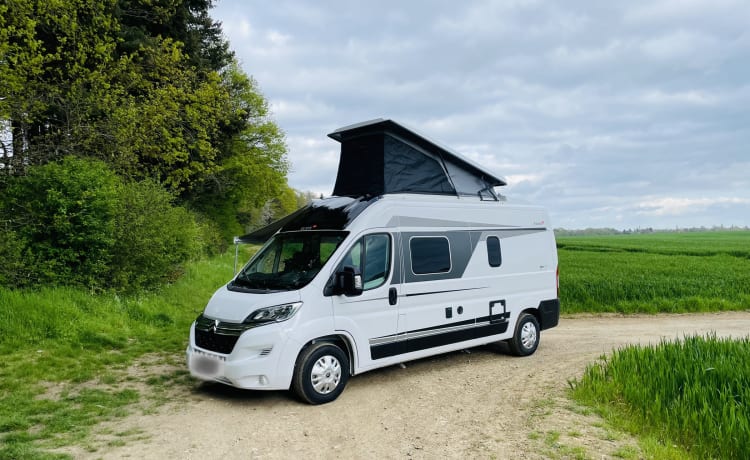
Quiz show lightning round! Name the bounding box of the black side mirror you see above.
[337,265,363,297]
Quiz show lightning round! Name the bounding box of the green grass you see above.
[558,231,750,313]
[0,249,249,458]
[571,334,750,459]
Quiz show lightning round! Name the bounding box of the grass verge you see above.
[570,334,750,459]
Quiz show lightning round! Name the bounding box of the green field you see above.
[557,231,750,313]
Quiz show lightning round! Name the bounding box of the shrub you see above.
[0,156,215,292]
[1,156,119,288]
[110,179,203,291]
[0,229,30,286]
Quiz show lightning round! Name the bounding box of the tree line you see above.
[0,0,306,291]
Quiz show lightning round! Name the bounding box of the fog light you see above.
[259,375,269,385]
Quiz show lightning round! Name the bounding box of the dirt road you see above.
[81,312,750,459]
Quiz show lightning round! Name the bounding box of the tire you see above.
[507,313,540,356]
[292,342,350,404]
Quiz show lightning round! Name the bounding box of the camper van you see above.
[187,119,560,404]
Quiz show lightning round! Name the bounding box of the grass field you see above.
[557,231,750,313]
[561,231,750,459]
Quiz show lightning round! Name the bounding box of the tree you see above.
[0,0,291,272]
[190,63,289,238]
[115,0,232,73]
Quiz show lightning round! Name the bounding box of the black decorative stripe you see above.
[404,287,486,297]
[370,313,510,359]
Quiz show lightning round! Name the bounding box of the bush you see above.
[1,156,119,287]
[110,179,203,291]
[0,229,30,286]
[0,156,216,292]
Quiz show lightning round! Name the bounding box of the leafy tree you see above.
[108,37,233,193]
[0,0,293,289]
[1,0,279,196]
[0,0,122,170]
[191,63,289,238]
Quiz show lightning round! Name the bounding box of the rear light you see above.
[556,265,560,297]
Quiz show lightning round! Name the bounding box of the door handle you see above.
[388,287,398,306]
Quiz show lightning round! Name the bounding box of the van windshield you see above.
[230,231,348,292]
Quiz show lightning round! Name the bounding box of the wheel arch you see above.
[298,334,356,376]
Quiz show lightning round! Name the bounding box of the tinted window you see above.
[337,234,391,290]
[410,237,451,274]
[487,236,502,267]
[233,231,347,291]
[363,235,390,289]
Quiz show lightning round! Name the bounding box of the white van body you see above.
[188,118,559,404]
[187,193,559,403]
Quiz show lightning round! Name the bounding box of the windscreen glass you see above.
[230,231,347,292]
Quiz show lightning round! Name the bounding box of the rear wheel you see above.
[508,313,540,356]
[292,342,349,404]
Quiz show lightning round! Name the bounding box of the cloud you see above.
[636,197,750,216]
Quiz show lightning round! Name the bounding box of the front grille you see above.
[193,315,253,354]
[195,329,241,354]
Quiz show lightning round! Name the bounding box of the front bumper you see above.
[186,321,298,390]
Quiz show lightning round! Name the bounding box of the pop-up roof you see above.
[328,119,506,199]
[236,119,507,244]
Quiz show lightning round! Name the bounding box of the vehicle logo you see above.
[210,319,219,333]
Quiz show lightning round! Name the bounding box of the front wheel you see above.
[292,342,350,404]
[507,313,540,356]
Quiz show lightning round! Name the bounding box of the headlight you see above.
[244,302,303,325]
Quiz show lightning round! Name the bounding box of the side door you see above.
[331,233,402,368]
[398,231,503,354]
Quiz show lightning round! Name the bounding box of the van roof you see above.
[328,119,506,199]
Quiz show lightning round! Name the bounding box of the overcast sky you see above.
[211,0,750,230]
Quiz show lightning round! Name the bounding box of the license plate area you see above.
[191,349,226,378]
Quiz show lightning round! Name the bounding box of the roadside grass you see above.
[558,231,750,313]
[0,250,248,459]
[570,334,750,459]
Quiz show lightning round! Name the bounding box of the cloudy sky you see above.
[211,0,750,230]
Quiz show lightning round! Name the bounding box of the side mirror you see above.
[337,265,363,297]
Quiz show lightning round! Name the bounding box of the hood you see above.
[203,286,303,322]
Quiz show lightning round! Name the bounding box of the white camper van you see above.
[187,119,560,404]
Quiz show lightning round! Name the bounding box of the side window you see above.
[338,234,391,290]
[487,236,502,267]
[410,237,451,274]
[363,234,390,289]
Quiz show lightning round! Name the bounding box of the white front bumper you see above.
[186,321,299,391]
